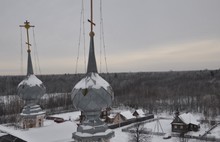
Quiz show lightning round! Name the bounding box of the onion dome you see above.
[72,2,115,141]
[72,72,114,112]
[72,24,114,112]
[17,74,46,103]
[17,21,45,103]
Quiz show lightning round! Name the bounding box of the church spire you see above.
[20,20,35,75]
[87,0,98,73]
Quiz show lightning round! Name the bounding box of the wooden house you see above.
[111,111,135,124]
[100,107,111,120]
[171,112,200,133]
[112,113,126,124]
[133,109,145,118]
[105,114,116,123]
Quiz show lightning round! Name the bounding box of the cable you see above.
[99,0,103,73]
[20,27,23,75]
[82,0,86,73]
[100,0,109,73]
[75,0,86,74]
[32,28,38,74]
[33,27,41,74]
[75,0,83,74]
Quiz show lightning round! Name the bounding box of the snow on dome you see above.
[179,112,199,125]
[18,74,43,87]
[17,74,46,102]
[72,72,114,112]
[74,73,110,90]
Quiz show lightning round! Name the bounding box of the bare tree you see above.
[129,123,151,142]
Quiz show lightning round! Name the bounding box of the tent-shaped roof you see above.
[120,111,135,120]
[179,112,199,125]
[133,109,145,117]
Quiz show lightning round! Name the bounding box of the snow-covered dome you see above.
[72,72,114,112]
[17,74,46,103]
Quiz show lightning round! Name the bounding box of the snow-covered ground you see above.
[207,124,220,139]
[0,111,219,142]
[52,111,81,121]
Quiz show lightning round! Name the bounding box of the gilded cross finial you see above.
[19,20,35,53]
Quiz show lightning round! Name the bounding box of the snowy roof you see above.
[20,105,45,116]
[18,75,43,87]
[73,129,114,138]
[134,109,145,117]
[0,132,7,137]
[74,73,111,90]
[179,112,199,125]
[0,120,76,142]
[120,111,135,120]
[108,114,116,119]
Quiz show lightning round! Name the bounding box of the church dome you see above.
[72,72,114,112]
[17,74,46,103]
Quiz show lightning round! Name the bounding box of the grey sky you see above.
[0,0,220,75]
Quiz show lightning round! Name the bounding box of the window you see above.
[180,126,183,129]
[174,125,177,129]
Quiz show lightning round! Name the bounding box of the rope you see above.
[99,0,103,73]
[20,27,23,75]
[75,0,86,74]
[32,28,42,74]
[100,0,109,73]
[82,0,86,73]
[32,28,38,74]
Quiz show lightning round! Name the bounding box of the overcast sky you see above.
[1,0,220,75]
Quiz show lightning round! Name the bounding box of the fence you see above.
[108,114,154,129]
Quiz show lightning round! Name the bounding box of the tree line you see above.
[0,69,220,123]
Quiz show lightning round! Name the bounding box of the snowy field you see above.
[0,111,220,142]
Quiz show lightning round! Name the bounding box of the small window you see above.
[174,125,177,129]
[180,126,183,129]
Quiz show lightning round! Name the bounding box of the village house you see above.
[171,111,200,133]
[110,110,135,124]
[106,109,147,124]
[100,107,111,120]
[133,109,145,118]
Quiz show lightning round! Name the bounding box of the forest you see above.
[0,69,220,123]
